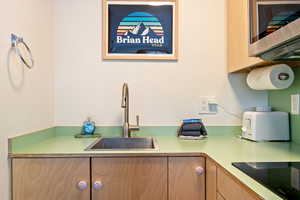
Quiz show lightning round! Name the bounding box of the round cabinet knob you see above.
[77,181,88,190]
[195,166,204,175]
[93,181,103,190]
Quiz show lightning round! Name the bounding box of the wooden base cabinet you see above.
[206,158,217,200]
[12,158,90,200]
[217,167,261,200]
[91,157,168,200]
[13,156,265,200]
[217,193,225,200]
[169,157,205,200]
[12,156,206,200]
[206,158,262,200]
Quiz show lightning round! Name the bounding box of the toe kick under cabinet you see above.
[11,156,205,200]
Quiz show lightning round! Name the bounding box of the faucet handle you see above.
[128,115,140,132]
[136,115,140,127]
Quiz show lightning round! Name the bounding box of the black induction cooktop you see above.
[232,162,300,200]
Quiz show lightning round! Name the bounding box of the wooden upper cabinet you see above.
[168,157,205,200]
[12,158,90,200]
[91,157,168,200]
[227,0,265,73]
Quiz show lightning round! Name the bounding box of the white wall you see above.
[0,1,54,200]
[54,0,268,126]
[0,0,269,199]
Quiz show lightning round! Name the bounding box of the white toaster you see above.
[242,111,290,141]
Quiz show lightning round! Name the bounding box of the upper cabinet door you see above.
[228,0,264,73]
[12,158,90,200]
[91,157,168,200]
[169,157,205,200]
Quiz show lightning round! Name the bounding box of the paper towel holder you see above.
[278,73,290,81]
[246,64,295,90]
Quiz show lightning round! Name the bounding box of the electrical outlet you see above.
[199,96,218,114]
[291,94,300,115]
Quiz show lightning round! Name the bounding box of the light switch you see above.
[199,97,209,113]
[291,94,300,115]
[291,167,300,190]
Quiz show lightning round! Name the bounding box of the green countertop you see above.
[9,127,300,200]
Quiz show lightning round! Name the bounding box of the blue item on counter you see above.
[181,131,201,137]
[178,119,208,138]
[82,117,96,135]
[182,119,202,124]
[181,123,201,131]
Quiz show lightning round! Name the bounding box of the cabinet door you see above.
[169,157,205,200]
[217,167,261,200]
[227,0,263,73]
[92,157,167,200]
[206,158,217,200]
[12,158,90,200]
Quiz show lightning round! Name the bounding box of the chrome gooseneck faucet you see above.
[121,83,140,137]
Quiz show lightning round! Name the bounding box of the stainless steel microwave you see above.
[248,0,300,61]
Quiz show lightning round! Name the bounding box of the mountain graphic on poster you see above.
[117,12,165,37]
[125,22,158,37]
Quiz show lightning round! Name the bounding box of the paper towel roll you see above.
[247,64,294,90]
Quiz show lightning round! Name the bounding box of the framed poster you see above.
[103,0,178,60]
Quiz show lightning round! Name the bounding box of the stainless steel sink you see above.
[85,137,159,151]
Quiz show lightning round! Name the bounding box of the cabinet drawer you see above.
[217,167,260,200]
